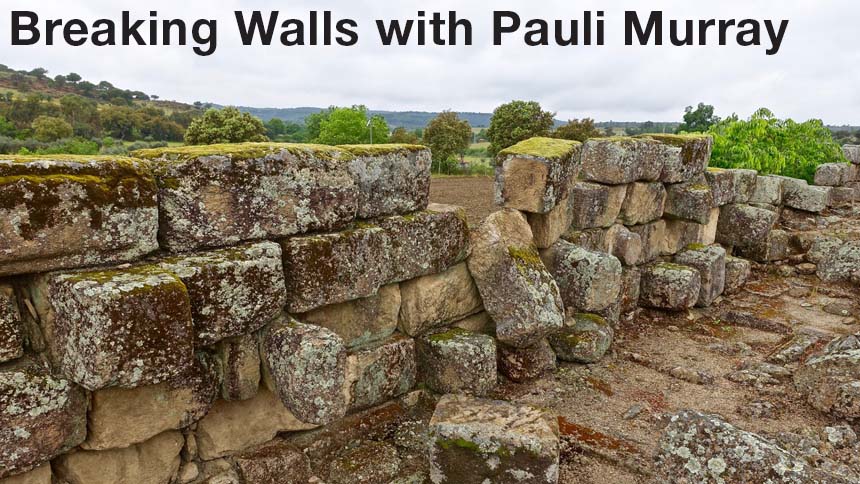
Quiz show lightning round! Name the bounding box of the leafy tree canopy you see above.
[678,103,720,133]
[389,126,422,144]
[31,115,73,142]
[184,107,268,145]
[423,111,472,163]
[316,105,389,145]
[553,118,602,142]
[486,100,555,156]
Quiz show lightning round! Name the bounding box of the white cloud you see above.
[1,0,858,123]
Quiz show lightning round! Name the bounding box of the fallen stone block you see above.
[494,137,582,213]
[328,441,402,484]
[541,240,622,313]
[0,464,52,484]
[604,225,642,266]
[582,137,663,184]
[398,263,482,337]
[155,242,286,346]
[569,182,627,229]
[83,353,219,450]
[619,266,642,314]
[497,339,557,383]
[724,256,752,295]
[417,328,496,396]
[639,263,701,311]
[549,313,613,364]
[429,394,560,484]
[715,204,778,249]
[796,348,860,418]
[281,225,389,313]
[339,144,431,218]
[818,241,860,282]
[781,177,831,213]
[297,283,400,349]
[628,220,666,263]
[54,431,183,484]
[664,179,714,224]
[674,245,726,307]
[33,265,195,390]
[467,210,564,348]
[261,317,348,425]
[214,334,261,401]
[345,335,416,411]
[727,169,758,203]
[734,229,792,262]
[0,156,158,277]
[815,163,849,187]
[618,182,666,225]
[704,168,735,206]
[134,144,359,252]
[807,235,845,265]
[233,439,312,484]
[749,175,784,205]
[0,284,23,363]
[639,134,712,183]
[0,361,87,479]
[830,186,857,206]
[527,194,575,249]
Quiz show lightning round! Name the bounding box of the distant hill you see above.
[235,106,497,130]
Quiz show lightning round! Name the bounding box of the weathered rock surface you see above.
[0,285,22,363]
[417,328,497,396]
[0,464,51,484]
[619,266,642,314]
[830,186,857,206]
[549,313,613,364]
[749,175,784,206]
[727,169,758,203]
[619,182,666,225]
[724,256,752,295]
[399,263,482,337]
[155,242,286,346]
[0,156,158,277]
[345,335,416,411]
[665,179,714,224]
[339,144,431,218]
[497,339,557,383]
[662,214,718,256]
[674,245,726,307]
[844,145,860,164]
[328,441,401,484]
[233,439,312,484]
[298,283,400,349]
[716,204,778,249]
[604,224,643,266]
[817,241,860,282]
[0,361,86,479]
[735,228,792,262]
[494,137,582,214]
[214,334,260,401]
[639,263,702,311]
[641,134,712,184]
[582,137,663,184]
[781,177,832,213]
[134,144,359,252]
[705,168,736,206]
[795,346,860,418]
[541,241,622,313]
[467,210,564,349]
[568,182,627,230]
[815,163,848,187]
[429,394,560,484]
[628,220,667,263]
[527,194,575,249]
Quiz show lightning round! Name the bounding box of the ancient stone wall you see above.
[0,138,857,483]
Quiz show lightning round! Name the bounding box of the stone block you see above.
[562,228,607,252]
[467,210,564,348]
[734,229,792,263]
[453,312,496,335]
[727,169,758,203]
[618,182,666,225]
[844,145,860,164]
[619,266,642,313]
[639,263,701,311]
[704,168,735,206]
[83,353,219,450]
[34,265,195,390]
[214,334,261,401]
[0,285,23,364]
[281,225,389,313]
[497,339,557,383]
[0,156,158,277]
[233,439,312,484]
[662,219,707,256]
[638,134,712,183]
[155,242,286,346]
[782,177,831,213]
[0,464,51,484]
[54,431,183,484]
[795,348,860,418]
[664,179,714,224]
[628,220,667,263]
[549,313,613,363]
[724,256,752,295]
[339,144,431,218]
[297,283,400,349]
[527,194,574,249]
[604,224,643,266]
[582,137,663,184]
[398,263,482,337]
[134,144,358,252]
[748,175,784,205]
[818,241,860,282]
[494,137,582,213]
[716,204,778,249]
[261,317,348,425]
[673,245,726,307]
[847,165,860,182]
[345,335,416,411]
[830,186,857,206]
[417,328,496,396]
[815,163,848,187]
[569,182,627,229]
[0,361,86,479]
[541,240,622,313]
[429,394,560,484]
[328,441,401,484]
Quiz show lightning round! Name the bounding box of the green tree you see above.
[31,116,73,142]
[389,127,421,144]
[678,103,720,133]
[316,106,389,145]
[60,95,99,135]
[486,101,555,155]
[184,107,268,145]
[305,108,333,141]
[265,118,288,139]
[66,73,82,83]
[99,106,141,140]
[424,111,472,166]
[0,116,15,137]
[553,118,602,142]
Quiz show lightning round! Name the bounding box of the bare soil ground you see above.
[429,176,495,225]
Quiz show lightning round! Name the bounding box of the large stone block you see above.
[748,175,784,205]
[561,228,607,252]
[818,241,860,283]
[398,263,482,337]
[724,256,751,295]
[155,242,286,346]
[662,219,708,256]
[297,283,400,349]
[429,394,560,484]
[830,186,857,206]
[261,317,348,425]
[54,431,183,484]
[664,179,714,224]
[715,204,778,249]
[33,266,195,390]
[795,347,860,418]
[0,361,86,479]
[673,245,726,307]
[0,156,158,277]
[781,177,832,213]
[604,224,642,266]
[339,144,431,218]
[494,137,582,213]
[734,229,792,263]
[704,168,736,207]
[497,339,557,383]
[639,263,701,311]
[815,163,848,187]
[628,219,667,263]
[844,145,860,164]
[0,285,23,363]
[134,144,359,252]
[541,241,622,313]
[638,134,712,183]
[417,328,496,396]
[345,335,416,411]
[233,439,312,484]
[619,266,642,313]
[619,182,666,225]
[281,225,389,313]
[467,210,564,348]
[214,334,261,401]
[582,137,663,184]
[83,353,219,450]
[728,169,758,203]
[549,313,613,363]
[0,464,51,484]
[527,194,575,249]
[569,182,627,229]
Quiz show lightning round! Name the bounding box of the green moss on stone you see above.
[636,133,712,148]
[338,144,427,157]
[132,142,352,163]
[574,313,607,325]
[498,137,579,162]
[427,327,470,343]
[655,262,694,272]
[685,243,707,251]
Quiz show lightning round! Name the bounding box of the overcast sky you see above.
[1,0,858,124]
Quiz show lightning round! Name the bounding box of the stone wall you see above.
[0,138,855,483]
